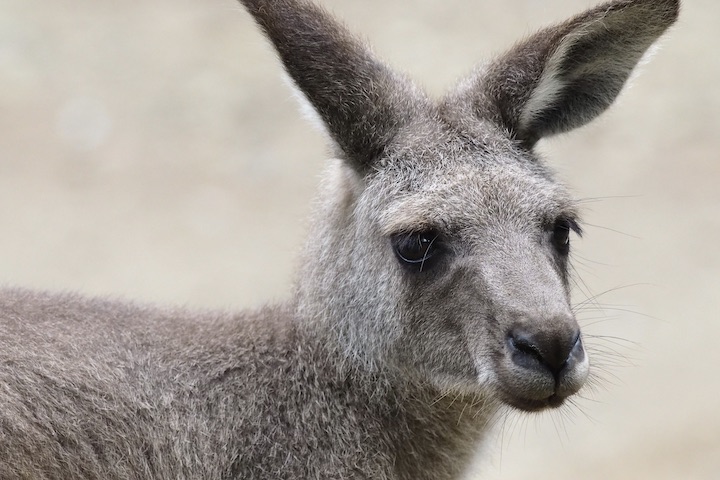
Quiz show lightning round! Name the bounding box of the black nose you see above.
[508,326,584,377]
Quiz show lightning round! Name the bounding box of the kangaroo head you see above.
[240,0,678,412]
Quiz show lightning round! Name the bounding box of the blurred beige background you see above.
[1,0,718,478]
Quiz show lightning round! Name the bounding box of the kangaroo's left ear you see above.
[449,0,680,149]
[239,0,428,173]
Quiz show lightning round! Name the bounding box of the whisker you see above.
[575,194,643,205]
[582,222,641,239]
[572,283,652,310]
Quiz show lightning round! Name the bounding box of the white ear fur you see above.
[516,38,575,134]
[518,31,669,137]
[281,71,334,142]
[516,20,615,135]
[626,40,666,88]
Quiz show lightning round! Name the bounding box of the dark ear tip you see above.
[601,0,680,29]
[634,0,681,24]
[668,0,681,22]
[658,0,681,14]
[655,0,681,23]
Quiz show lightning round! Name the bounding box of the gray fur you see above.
[0,0,678,478]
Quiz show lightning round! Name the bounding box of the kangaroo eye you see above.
[391,231,442,272]
[551,218,577,255]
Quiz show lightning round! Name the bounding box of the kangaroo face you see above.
[350,124,587,411]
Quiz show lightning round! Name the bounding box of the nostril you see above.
[507,330,546,372]
[509,334,543,361]
[508,327,582,376]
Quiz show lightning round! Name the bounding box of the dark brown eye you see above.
[551,218,578,255]
[391,231,442,272]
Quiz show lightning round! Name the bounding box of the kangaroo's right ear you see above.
[450,0,680,149]
[239,0,426,173]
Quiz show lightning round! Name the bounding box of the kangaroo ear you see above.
[239,0,425,172]
[454,0,679,148]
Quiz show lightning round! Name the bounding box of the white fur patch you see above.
[626,39,665,88]
[517,17,613,133]
[517,38,573,132]
[281,71,333,140]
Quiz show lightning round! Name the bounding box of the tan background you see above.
[1,0,718,478]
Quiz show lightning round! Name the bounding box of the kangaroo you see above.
[0,0,678,479]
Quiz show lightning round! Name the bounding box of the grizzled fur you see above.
[0,0,678,479]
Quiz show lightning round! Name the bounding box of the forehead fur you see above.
[363,131,577,236]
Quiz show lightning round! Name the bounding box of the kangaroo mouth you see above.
[493,328,589,413]
[496,367,584,412]
[502,392,567,412]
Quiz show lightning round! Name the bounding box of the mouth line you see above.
[503,392,567,412]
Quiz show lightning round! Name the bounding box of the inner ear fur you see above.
[451,0,679,148]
